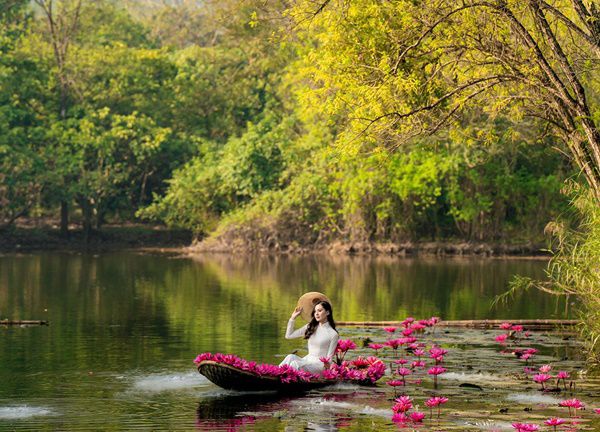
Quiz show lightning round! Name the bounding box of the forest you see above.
[1,0,600,357]
[1,0,580,246]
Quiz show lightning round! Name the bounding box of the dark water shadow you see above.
[195,392,287,430]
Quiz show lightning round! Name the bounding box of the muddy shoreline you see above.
[0,225,551,258]
[190,238,551,258]
[0,226,193,253]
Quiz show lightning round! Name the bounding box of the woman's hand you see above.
[290,306,302,320]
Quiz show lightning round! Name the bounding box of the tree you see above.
[34,0,83,235]
[287,0,600,200]
[0,0,46,229]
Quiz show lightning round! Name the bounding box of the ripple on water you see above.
[291,398,391,419]
[505,392,563,405]
[0,406,55,420]
[131,371,210,393]
[442,371,510,383]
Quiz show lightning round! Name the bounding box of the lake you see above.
[2,251,590,431]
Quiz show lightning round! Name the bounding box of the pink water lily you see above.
[401,317,415,327]
[512,423,539,431]
[335,339,357,364]
[539,364,552,373]
[336,339,357,352]
[411,323,427,332]
[387,379,405,396]
[544,418,566,431]
[409,411,425,422]
[500,322,512,330]
[495,334,509,343]
[556,370,570,390]
[428,366,447,375]
[595,408,600,414]
[384,326,398,334]
[397,367,412,376]
[425,396,448,419]
[559,398,585,417]
[533,373,552,390]
[429,346,448,364]
[393,395,413,413]
[412,348,425,357]
[368,343,384,353]
[401,327,414,337]
[392,412,408,423]
[411,360,426,369]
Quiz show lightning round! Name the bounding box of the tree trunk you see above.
[60,200,69,238]
[80,198,92,243]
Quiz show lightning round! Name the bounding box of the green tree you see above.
[287,0,600,200]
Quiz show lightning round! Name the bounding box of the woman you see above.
[279,301,339,373]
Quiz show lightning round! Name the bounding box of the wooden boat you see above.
[197,360,339,393]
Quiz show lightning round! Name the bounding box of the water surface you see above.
[0,252,577,430]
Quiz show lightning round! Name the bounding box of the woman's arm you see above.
[285,319,308,339]
[325,331,340,359]
[284,306,306,339]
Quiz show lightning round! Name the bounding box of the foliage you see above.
[287,0,600,198]
[0,0,577,251]
[139,113,296,234]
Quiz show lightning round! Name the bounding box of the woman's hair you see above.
[304,301,337,339]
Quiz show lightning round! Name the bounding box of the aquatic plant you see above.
[335,339,357,364]
[412,348,425,357]
[387,379,405,397]
[495,334,509,343]
[539,364,552,373]
[429,346,448,364]
[368,343,384,354]
[411,360,426,369]
[425,396,448,419]
[512,423,539,431]
[428,366,447,387]
[409,411,425,422]
[543,418,566,431]
[556,371,570,390]
[401,317,415,327]
[559,398,585,417]
[384,326,397,334]
[392,395,413,413]
[532,373,552,391]
[385,338,403,357]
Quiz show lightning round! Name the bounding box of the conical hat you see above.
[296,292,331,322]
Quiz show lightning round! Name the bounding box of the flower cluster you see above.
[194,352,319,383]
[391,396,426,424]
[529,364,573,391]
[335,339,357,364]
[321,356,386,383]
[512,423,539,431]
[194,350,386,385]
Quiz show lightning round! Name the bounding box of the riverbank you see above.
[190,237,551,257]
[0,225,192,252]
[0,223,551,257]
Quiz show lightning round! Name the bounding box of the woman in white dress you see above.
[279,301,339,374]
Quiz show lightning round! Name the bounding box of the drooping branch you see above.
[537,0,600,57]
[571,0,600,44]
[354,75,510,134]
[391,3,489,74]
